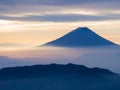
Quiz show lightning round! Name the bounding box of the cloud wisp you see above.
[0,0,120,22]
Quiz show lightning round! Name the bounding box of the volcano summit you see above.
[42,27,116,47]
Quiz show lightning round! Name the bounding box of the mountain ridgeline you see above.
[42,27,116,47]
[0,63,115,79]
[0,64,120,90]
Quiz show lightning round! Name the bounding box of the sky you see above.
[0,0,120,49]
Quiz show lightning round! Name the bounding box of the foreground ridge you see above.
[0,63,115,79]
[0,63,120,90]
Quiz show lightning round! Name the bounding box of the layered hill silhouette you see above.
[0,64,120,90]
[0,63,115,79]
[42,27,116,47]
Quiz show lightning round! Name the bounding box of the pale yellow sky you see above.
[0,20,120,49]
[0,0,120,50]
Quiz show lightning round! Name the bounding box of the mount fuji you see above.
[42,27,116,47]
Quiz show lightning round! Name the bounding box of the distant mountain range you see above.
[0,64,120,90]
[42,27,116,47]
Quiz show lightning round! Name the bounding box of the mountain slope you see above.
[42,27,116,47]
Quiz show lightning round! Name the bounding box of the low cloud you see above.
[0,46,120,73]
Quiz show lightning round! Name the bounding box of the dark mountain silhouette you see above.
[0,63,115,79]
[42,27,116,47]
[0,64,120,90]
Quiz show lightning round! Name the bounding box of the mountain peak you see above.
[74,27,89,30]
[72,27,92,33]
[76,27,89,30]
[41,27,116,47]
